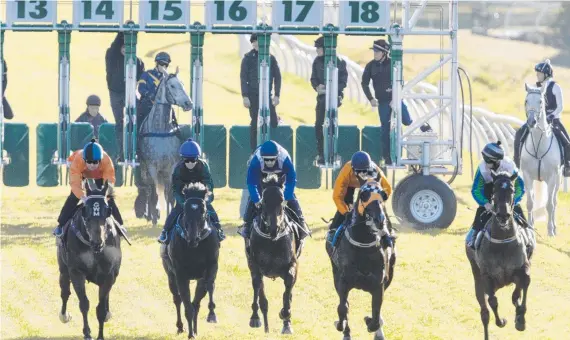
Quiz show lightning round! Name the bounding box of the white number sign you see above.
[73,1,124,26]
[5,0,57,26]
[139,0,190,26]
[205,0,257,28]
[272,1,323,27]
[339,1,391,29]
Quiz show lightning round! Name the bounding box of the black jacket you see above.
[105,33,145,93]
[240,49,281,98]
[361,57,392,103]
[310,56,348,99]
[1,59,6,94]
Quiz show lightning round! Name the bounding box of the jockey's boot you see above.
[316,154,325,166]
[564,162,570,177]
[53,224,64,238]
[213,222,226,241]
[158,230,168,244]
[238,221,252,239]
[420,123,433,133]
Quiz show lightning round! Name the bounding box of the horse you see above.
[326,179,396,340]
[245,176,302,335]
[161,182,220,339]
[56,179,122,340]
[137,68,193,227]
[520,83,562,236]
[466,171,535,340]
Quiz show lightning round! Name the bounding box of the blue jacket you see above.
[247,144,296,203]
[471,159,525,206]
[137,68,164,101]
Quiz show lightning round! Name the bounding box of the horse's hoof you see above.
[59,312,72,323]
[177,328,185,334]
[515,315,526,331]
[84,337,93,340]
[374,328,386,340]
[497,318,507,328]
[97,337,104,340]
[104,311,112,322]
[249,318,262,328]
[207,312,217,323]
[343,336,352,340]
[335,320,346,332]
[365,316,380,332]
[281,324,293,335]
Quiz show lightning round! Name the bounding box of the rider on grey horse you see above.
[468,141,528,249]
[157,139,225,244]
[514,59,570,177]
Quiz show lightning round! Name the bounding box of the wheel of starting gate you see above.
[394,174,456,230]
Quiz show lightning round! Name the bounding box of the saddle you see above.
[520,123,565,167]
[470,222,535,260]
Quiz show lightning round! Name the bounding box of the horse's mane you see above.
[183,182,209,200]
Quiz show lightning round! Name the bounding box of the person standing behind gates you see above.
[240,33,281,151]
[311,36,348,166]
[75,95,108,138]
[2,58,14,120]
[105,32,145,161]
[361,39,432,166]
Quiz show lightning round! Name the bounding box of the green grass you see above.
[2,27,570,340]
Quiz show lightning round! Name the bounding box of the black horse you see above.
[161,182,220,339]
[326,180,396,340]
[245,179,301,335]
[57,180,122,340]
[466,172,535,340]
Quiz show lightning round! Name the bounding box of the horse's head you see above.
[356,180,386,231]
[260,185,285,239]
[491,171,517,227]
[156,68,193,111]
[524,83,547,130]
[82,179,112,253]
[182,182,210,248]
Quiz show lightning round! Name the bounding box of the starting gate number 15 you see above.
[139,1,190,26]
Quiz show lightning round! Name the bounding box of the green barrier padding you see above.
[36,123,94,187]
[228,126,293,189]
[98,123,124,187]
[295,125,321,189]
[3,123,30,187]
[362,126,383,165]
[332,125,360,184]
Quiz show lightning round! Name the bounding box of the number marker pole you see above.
[190,23,206,151]
[323,26,339,172]
[123,21,139,184]
[389,24,402,166]
[55,20,72,185]
[0,26,5,167]
[257,29,271,146]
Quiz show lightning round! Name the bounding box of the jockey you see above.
[330,151,392,241]
[137,51,171,123]
[239,140,310,251]
[468,141,527,249]
[514,59,570,177]
[54,139,123,237]
[158,139,225,244]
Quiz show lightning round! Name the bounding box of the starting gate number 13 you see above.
[5,0,58,25]
[339,1,391,29]
[272,1,323,27]
[139,0,190,26]
[205,1,257,28]
[73,1,125,25]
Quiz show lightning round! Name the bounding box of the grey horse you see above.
[466,171,535,340]
[138,68,193,227]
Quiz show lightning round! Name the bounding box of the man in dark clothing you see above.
[2,59,14,120]
[240,34,281,151]
[105,32,145,161]
[310,36,348,165]
[361,39,432,165]
[75,95,108,138]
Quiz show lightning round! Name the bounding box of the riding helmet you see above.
[482,141,504,164]
[250,33,258,43]
[179,138,201,158]
[351,151,372,171]
[155,52,171,64]
[86,94,101,106]
[260,140,279,157]
[534,59,553,78]
[83,138,103,162]
[314,36,324,48]
[371,39,390,53]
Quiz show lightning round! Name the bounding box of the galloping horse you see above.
[326,179,396,340]
[466,172,535,340]
[520,84,562,236]
[57,179,122,340]
[137,68,193,227]
[161,183,220,339]
[245,176,301,335]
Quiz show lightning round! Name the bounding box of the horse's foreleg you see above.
[279,264,297,335]
[96,280,113,340]
[191,279,207,336]
[70,272,92,340]
[167,270,184,334]
[515,267,531,332]
[484,275,507,329]
[248,265,263,330]
[58,265,72,323]
[468,256,490,340]
[334,280,350,337]
[205,263,219,324]
[176,276,194,339]
[525,177,535,228]
[259,280,270,333]
[546,178,560,236]
[365,286,385,340]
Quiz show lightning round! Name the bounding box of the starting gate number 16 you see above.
[206,1,257,27]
